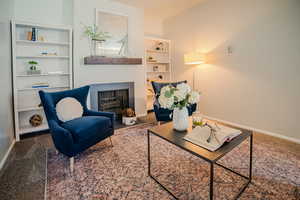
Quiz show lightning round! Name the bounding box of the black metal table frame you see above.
[147,130,253,200]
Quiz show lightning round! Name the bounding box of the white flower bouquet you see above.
[158,83,200,131]
[158,83,200,110]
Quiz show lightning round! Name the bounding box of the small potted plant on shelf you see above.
[27,60,41,75]
[83,24,111,56]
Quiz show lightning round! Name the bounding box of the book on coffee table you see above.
[184,124,242,151]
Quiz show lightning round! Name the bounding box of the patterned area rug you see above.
[47,124,300,200]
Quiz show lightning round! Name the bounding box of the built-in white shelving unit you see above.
[145,37,172,111]
[11,20,73,141]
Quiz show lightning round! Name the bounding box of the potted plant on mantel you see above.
[83,24,111,57]
[158,83,200,131]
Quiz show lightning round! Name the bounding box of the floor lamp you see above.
[184,52,205,90]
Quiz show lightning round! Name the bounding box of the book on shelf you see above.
[26,31,32,41]
[31,83,49,88]
[184,122,242,151]
[32,28,36,41]
[26,27,44,42]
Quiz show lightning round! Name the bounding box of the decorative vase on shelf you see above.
[173,107,189,131]
[90,39,97,57]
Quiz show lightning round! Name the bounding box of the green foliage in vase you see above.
[83,24,111,41]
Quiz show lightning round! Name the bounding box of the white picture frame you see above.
[95,9,128,57]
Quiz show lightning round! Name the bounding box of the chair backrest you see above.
[39,86,90,124]
[151,80,187,96]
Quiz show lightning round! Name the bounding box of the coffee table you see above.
[147,120,253,200]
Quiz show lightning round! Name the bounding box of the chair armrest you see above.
[153,98,160,108]
[84,110,115,128]
[48,120,74,156]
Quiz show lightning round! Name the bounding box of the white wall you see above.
[0,0,15,166]
[14,0,73,25]
[164,0,300,141]
[144,14,164,37]
[73,0,147,116]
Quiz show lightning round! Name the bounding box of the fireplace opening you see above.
[98,89,129,120]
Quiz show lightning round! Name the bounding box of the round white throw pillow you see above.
[56,97,83,122]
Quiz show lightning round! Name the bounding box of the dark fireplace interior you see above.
[98,89,129,120]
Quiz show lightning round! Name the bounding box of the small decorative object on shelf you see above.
[27,60,41,75]
[83,24,111,57]
[158,83,200,131]
[153,66,159,72]
[41,51,58,56]
[122,108,137,126]
[147,56,156,62]
[29,114,43,127]
[38,36,45,42]
[156,42,164,52]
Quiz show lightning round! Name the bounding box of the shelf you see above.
[147,71,170,73]
[18,86,70,91]
[17,73,70,77]
[16,40,70,46]
[15,21,71,31]
[12,20,73,141]
[16,55,69,59]
[84,56,143,65]
[18,107,43,112]
[147,62,170,64]
[146,50,168,54]
[19,124,48,135]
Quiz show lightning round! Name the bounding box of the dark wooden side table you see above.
[147,120,253,200]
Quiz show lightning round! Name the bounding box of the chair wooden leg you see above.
[70,157,74,173]
[109,136,113,147]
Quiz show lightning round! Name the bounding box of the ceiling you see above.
[114,0,206,20]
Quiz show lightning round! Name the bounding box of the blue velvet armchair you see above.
[151,81,197,123]
[39,86,115,172]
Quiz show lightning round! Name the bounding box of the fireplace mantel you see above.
[84,56,143,65]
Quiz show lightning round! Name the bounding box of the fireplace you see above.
[90,82,134,121]
[98,89,129,120]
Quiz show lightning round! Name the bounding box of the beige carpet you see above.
[46,124,300,200]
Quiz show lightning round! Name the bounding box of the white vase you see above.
[173,107,189,131]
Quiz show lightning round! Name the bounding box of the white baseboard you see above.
[0,139,15,171]
[136,113,147,118]
[202,115,300,144]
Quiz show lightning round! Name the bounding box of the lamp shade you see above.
[184,52,205,65]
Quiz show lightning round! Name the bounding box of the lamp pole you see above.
[193,68,196,90]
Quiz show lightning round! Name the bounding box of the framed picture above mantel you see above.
[84,56,142,65]
[95,9,128,57]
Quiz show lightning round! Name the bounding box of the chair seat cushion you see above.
[61,116,112,143]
